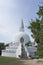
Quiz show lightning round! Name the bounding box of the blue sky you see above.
[0,0,43,43]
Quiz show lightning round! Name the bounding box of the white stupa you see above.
[2,20,30,58]
[14,20,30,43]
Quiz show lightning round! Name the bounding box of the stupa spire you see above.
[20,19,24,32]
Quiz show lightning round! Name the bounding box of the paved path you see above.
[21,59,43,65]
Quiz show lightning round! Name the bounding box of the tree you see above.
[0,43,9,55]
[28,6,43,45]
[28,6,43,58]
[0,43,9,50]
[37,6,43,18]
[37,6,43,45]
[28,19,41,44]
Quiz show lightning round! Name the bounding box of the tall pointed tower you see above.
[20,19,24,32]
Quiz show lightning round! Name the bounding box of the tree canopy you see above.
[28,5,43,58]
[28,6,43,45]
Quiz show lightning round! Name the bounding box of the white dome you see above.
[14,32,30,43]
[14,20,30,44]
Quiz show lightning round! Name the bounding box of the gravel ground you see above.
[21,59,43,65]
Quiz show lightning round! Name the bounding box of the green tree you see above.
[28,6,43,58]
[0,43,9,50]
[28,19,40,44]
[0,43,9,55]
[28,6,43,45]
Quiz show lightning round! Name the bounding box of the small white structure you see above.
[2,42,21,58]
[2,20,37,58]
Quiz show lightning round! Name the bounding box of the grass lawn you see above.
[0,56,24,65]
[0,56,43,65]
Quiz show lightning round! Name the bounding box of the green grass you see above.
[0,56,24,65]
